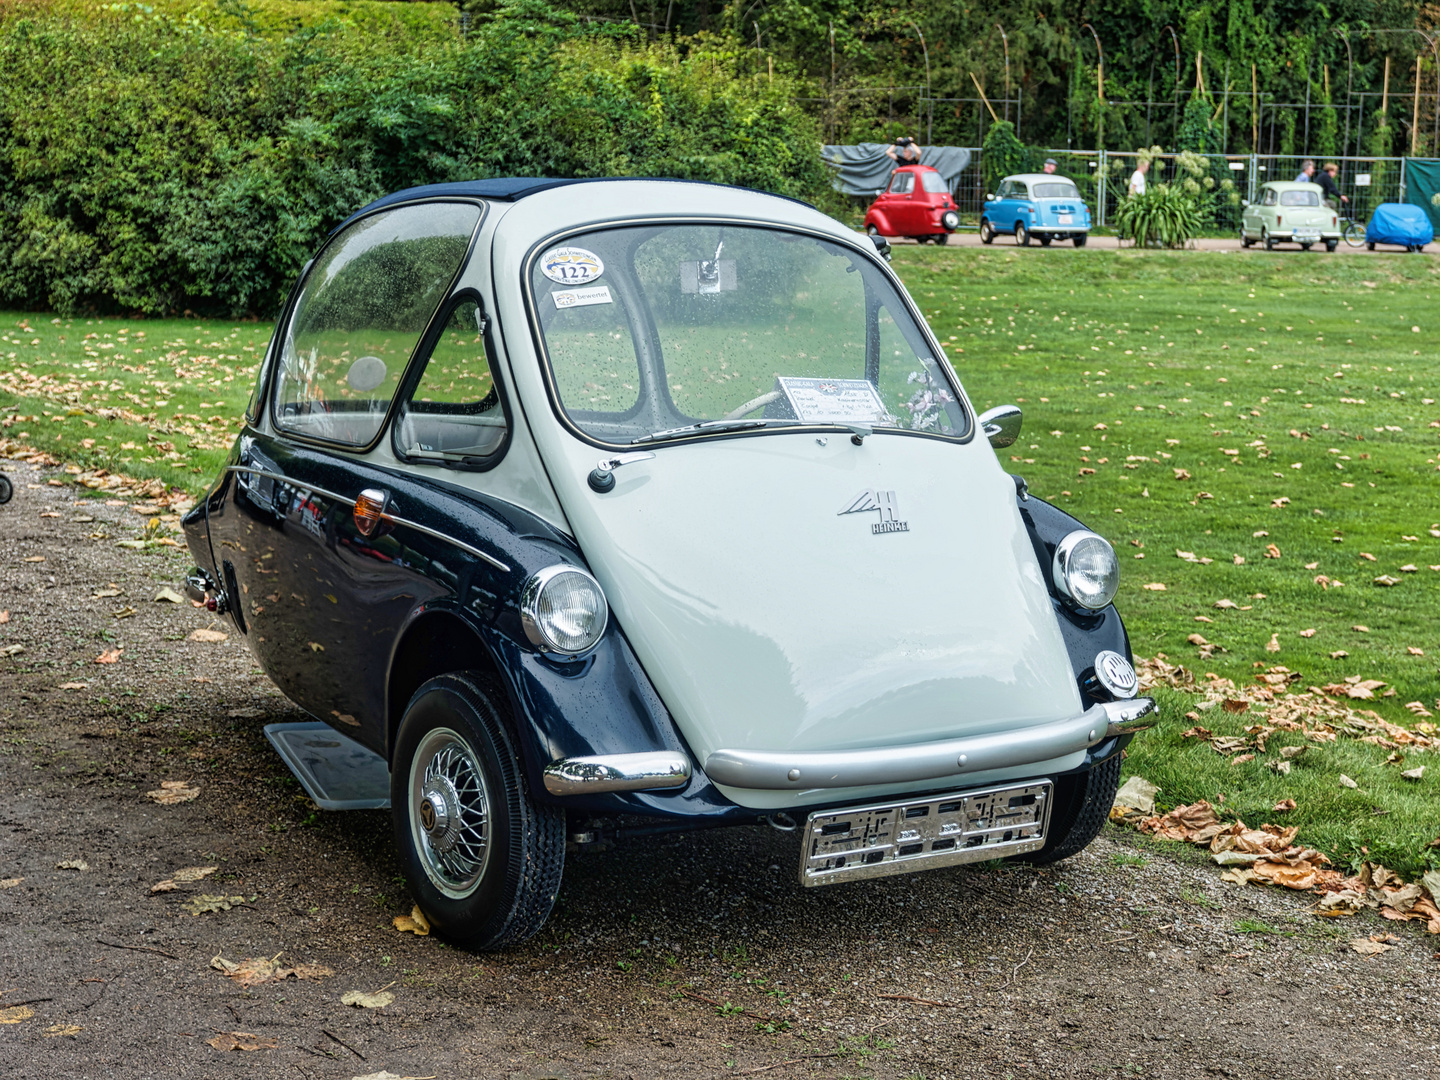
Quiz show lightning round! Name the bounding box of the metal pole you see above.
[1304,55,1312,152]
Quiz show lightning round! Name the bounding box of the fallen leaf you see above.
[22,555,45,563]
[1187,633,1209,646]
[0,610,7,624]
[1233,554,1246,565]
[394,905,431,936]
[1112,776,1159,814]
[185,894,247,915]
[1400,564,1419,573]
[1408,647,1425,656]
[1352,625,1370,632]
[153,587,185,604]
[211,954,333,988]
[0,1006,35,1024]
[1402,766,1426,781]
[1279,745,1307,759]
[43,1024,82,1037]
[1373,575,1401,586]
[1265,544,1281,559]
[1360,552,1377,562]
[1299,628,1317,638]
[1304,561,1319,570]
[55,859,89,871]
[188,628,228,643]
[1348,936,1395,957]
[1339,774,1359,789]
[58,681,88,690]
[206,1031,277,1052]
[1231,753,1256,765]
[92,588,122,598]
[1221,699,1250,715]
[1273,799,1297,812]
[1142,583,1167,591]
[1214,599,1240,609]
[1330,650,1349,659]
[1265,633,1281,653]
[308,641,325,652]
[94,648,122,664]
[341,990,394,1009]
[0,878,22,888]
[1269,760,1292,775]
[147,780,199,805]
[152,865,218,892]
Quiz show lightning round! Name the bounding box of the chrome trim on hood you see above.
[703,698,1154,790]
[542,751,692,795]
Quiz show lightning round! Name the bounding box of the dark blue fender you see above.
[186,432,748,824]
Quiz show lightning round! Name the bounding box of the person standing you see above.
[1128,158,1150,196]
[1294,159,1316,183]
[1316,163,1349,210]
[885,137,922,168]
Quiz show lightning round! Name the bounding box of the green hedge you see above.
[0,0,826,317]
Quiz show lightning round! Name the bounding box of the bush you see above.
[0,1,825,317]
[1116,184,1205,248]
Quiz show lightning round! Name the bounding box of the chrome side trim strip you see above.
[226,465,510,574]
[703,699,1154,791]
[542,751,692,796]
[382,512,510,573]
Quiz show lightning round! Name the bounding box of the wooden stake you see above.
[1381,54,1390,116]
[1252,64,1259,150]
[1323,64,1330,98]
[1196,51,1205,97]
[970,72,1001,123]
[1413,58,1422,155]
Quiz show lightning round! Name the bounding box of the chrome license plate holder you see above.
[1057,214,1074,224]
[799,781,1053,887]
[1292,229,1320,241]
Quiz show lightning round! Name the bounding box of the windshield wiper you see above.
[632,418,799,444]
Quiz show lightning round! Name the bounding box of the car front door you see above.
[209,200,494,751]
[990,180,1014,230]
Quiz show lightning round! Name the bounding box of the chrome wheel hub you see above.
[409,727,491,898]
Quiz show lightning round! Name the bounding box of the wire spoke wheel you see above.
[410,727,492,898]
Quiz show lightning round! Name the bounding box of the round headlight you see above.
[1053,530,1119,610]
[520,565,608,655]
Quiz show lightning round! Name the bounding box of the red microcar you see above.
[863,164,961,244]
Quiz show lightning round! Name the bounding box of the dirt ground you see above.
[1,454,1437,1080]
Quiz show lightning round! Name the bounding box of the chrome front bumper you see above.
[703,698,1154,791]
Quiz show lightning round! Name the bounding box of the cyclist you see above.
[1315,163,1348,211]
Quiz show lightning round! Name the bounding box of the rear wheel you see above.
[0,473,11,504]
[1325,240,1338,252]
[1039,234,1052,246]
[1262,228,1275,251]
[1343,221,1365,247]
[1367,241,1376,251]
[1240,231,1253,248]
[865,224,879,236]
[979,219,995,245]
[1073,233,1088,248]
[391,672,565,950]
[1301,242,1313,251]
[1015,222,1030,246]
[1013,752,1123,866]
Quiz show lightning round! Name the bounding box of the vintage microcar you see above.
[182,177,1155,950]
[1239,181,1341,251]
[862,164,961,244]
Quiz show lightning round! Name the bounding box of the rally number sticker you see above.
[539,246,604,285]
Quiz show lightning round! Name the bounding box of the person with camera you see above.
[885,136,922,169]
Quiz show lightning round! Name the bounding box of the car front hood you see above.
[548,432,1082,776]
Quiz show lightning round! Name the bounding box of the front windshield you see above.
[529,224,967,445]
[1033,182,1081,199]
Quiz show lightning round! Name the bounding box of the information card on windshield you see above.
[774,377,892,425]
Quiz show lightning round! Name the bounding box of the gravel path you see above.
[1,455,1436,1079]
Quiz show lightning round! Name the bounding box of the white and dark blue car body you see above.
[980,173,1092,247]
[183,177,1153,949]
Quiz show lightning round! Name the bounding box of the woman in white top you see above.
[1128,158,1150,196]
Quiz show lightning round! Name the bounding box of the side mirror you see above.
[868,234,892,262]
[977,404,1023,449]
[985,193,995,202]
[1240,199,1250,208]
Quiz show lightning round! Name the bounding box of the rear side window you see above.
[919,171,949,194]
[393,298,509,467]
[273,202,481,447]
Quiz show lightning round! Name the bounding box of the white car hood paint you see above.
[541,430,1082,764]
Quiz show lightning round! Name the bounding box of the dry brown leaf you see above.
[1269,760,1292,776]
[1265,633,1281,653]
[1373,575,1401,586]
[1214,598,1240,609]
[1408,647,1425,656]
[1330,650,1349,659]
[1348,935,1396,957]
[146,780,199,805]
[0,878,22,889]
[341,990,394,1009]
[1338,774,1359,789]
[1273,798,1297,812]
[1221,699,1250,715]
[188,628,228,643]
[1299,628,1317,638]
[1402,766,1427,780]
[1187,633,1209,646]
[43,1024,82,1037]
[393,905,431,936]
[206,1031,277,1052]
[94,648,122,664]
[1142,582,1167,591]
[0,1006,35,1024]
[55,859,89,871]
[211,954,332,988]
[0,610,8,624]
[1265,543,1282,559]
[185,894,246,915]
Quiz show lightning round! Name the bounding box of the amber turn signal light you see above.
[353,488,390,537]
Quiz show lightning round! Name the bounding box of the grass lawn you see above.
[2,246,1438,878]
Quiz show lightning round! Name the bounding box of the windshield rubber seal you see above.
[518,214,975,453]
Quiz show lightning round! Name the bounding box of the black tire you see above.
[391,672,565,950]
[0,473,11,505]
[1325,240,1338,252]
[1240,232,1253,248]
[1073,233,1088,248]
[1367,241,1375,251]
[1300,242,1313,251]
[865,224,879,236]
[1016,222,1030,246]
[1039,235,1052,246]
[979,219,995,245]
[1013,752,1123,866]
[1262,229,1275,251]
[1343,222,1364,247]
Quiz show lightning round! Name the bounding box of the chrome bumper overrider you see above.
[703,698,1155,791]
[542,751,692,796]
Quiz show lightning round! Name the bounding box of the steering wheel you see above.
[720,390,783,422]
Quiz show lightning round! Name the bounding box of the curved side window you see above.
[272,202,482,447]
[393,297,510,469]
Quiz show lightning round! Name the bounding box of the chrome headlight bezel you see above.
[1052,530,1119,611]
[520,564,609,657]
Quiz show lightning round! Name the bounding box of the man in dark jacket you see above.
[1315,163,1349,211]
